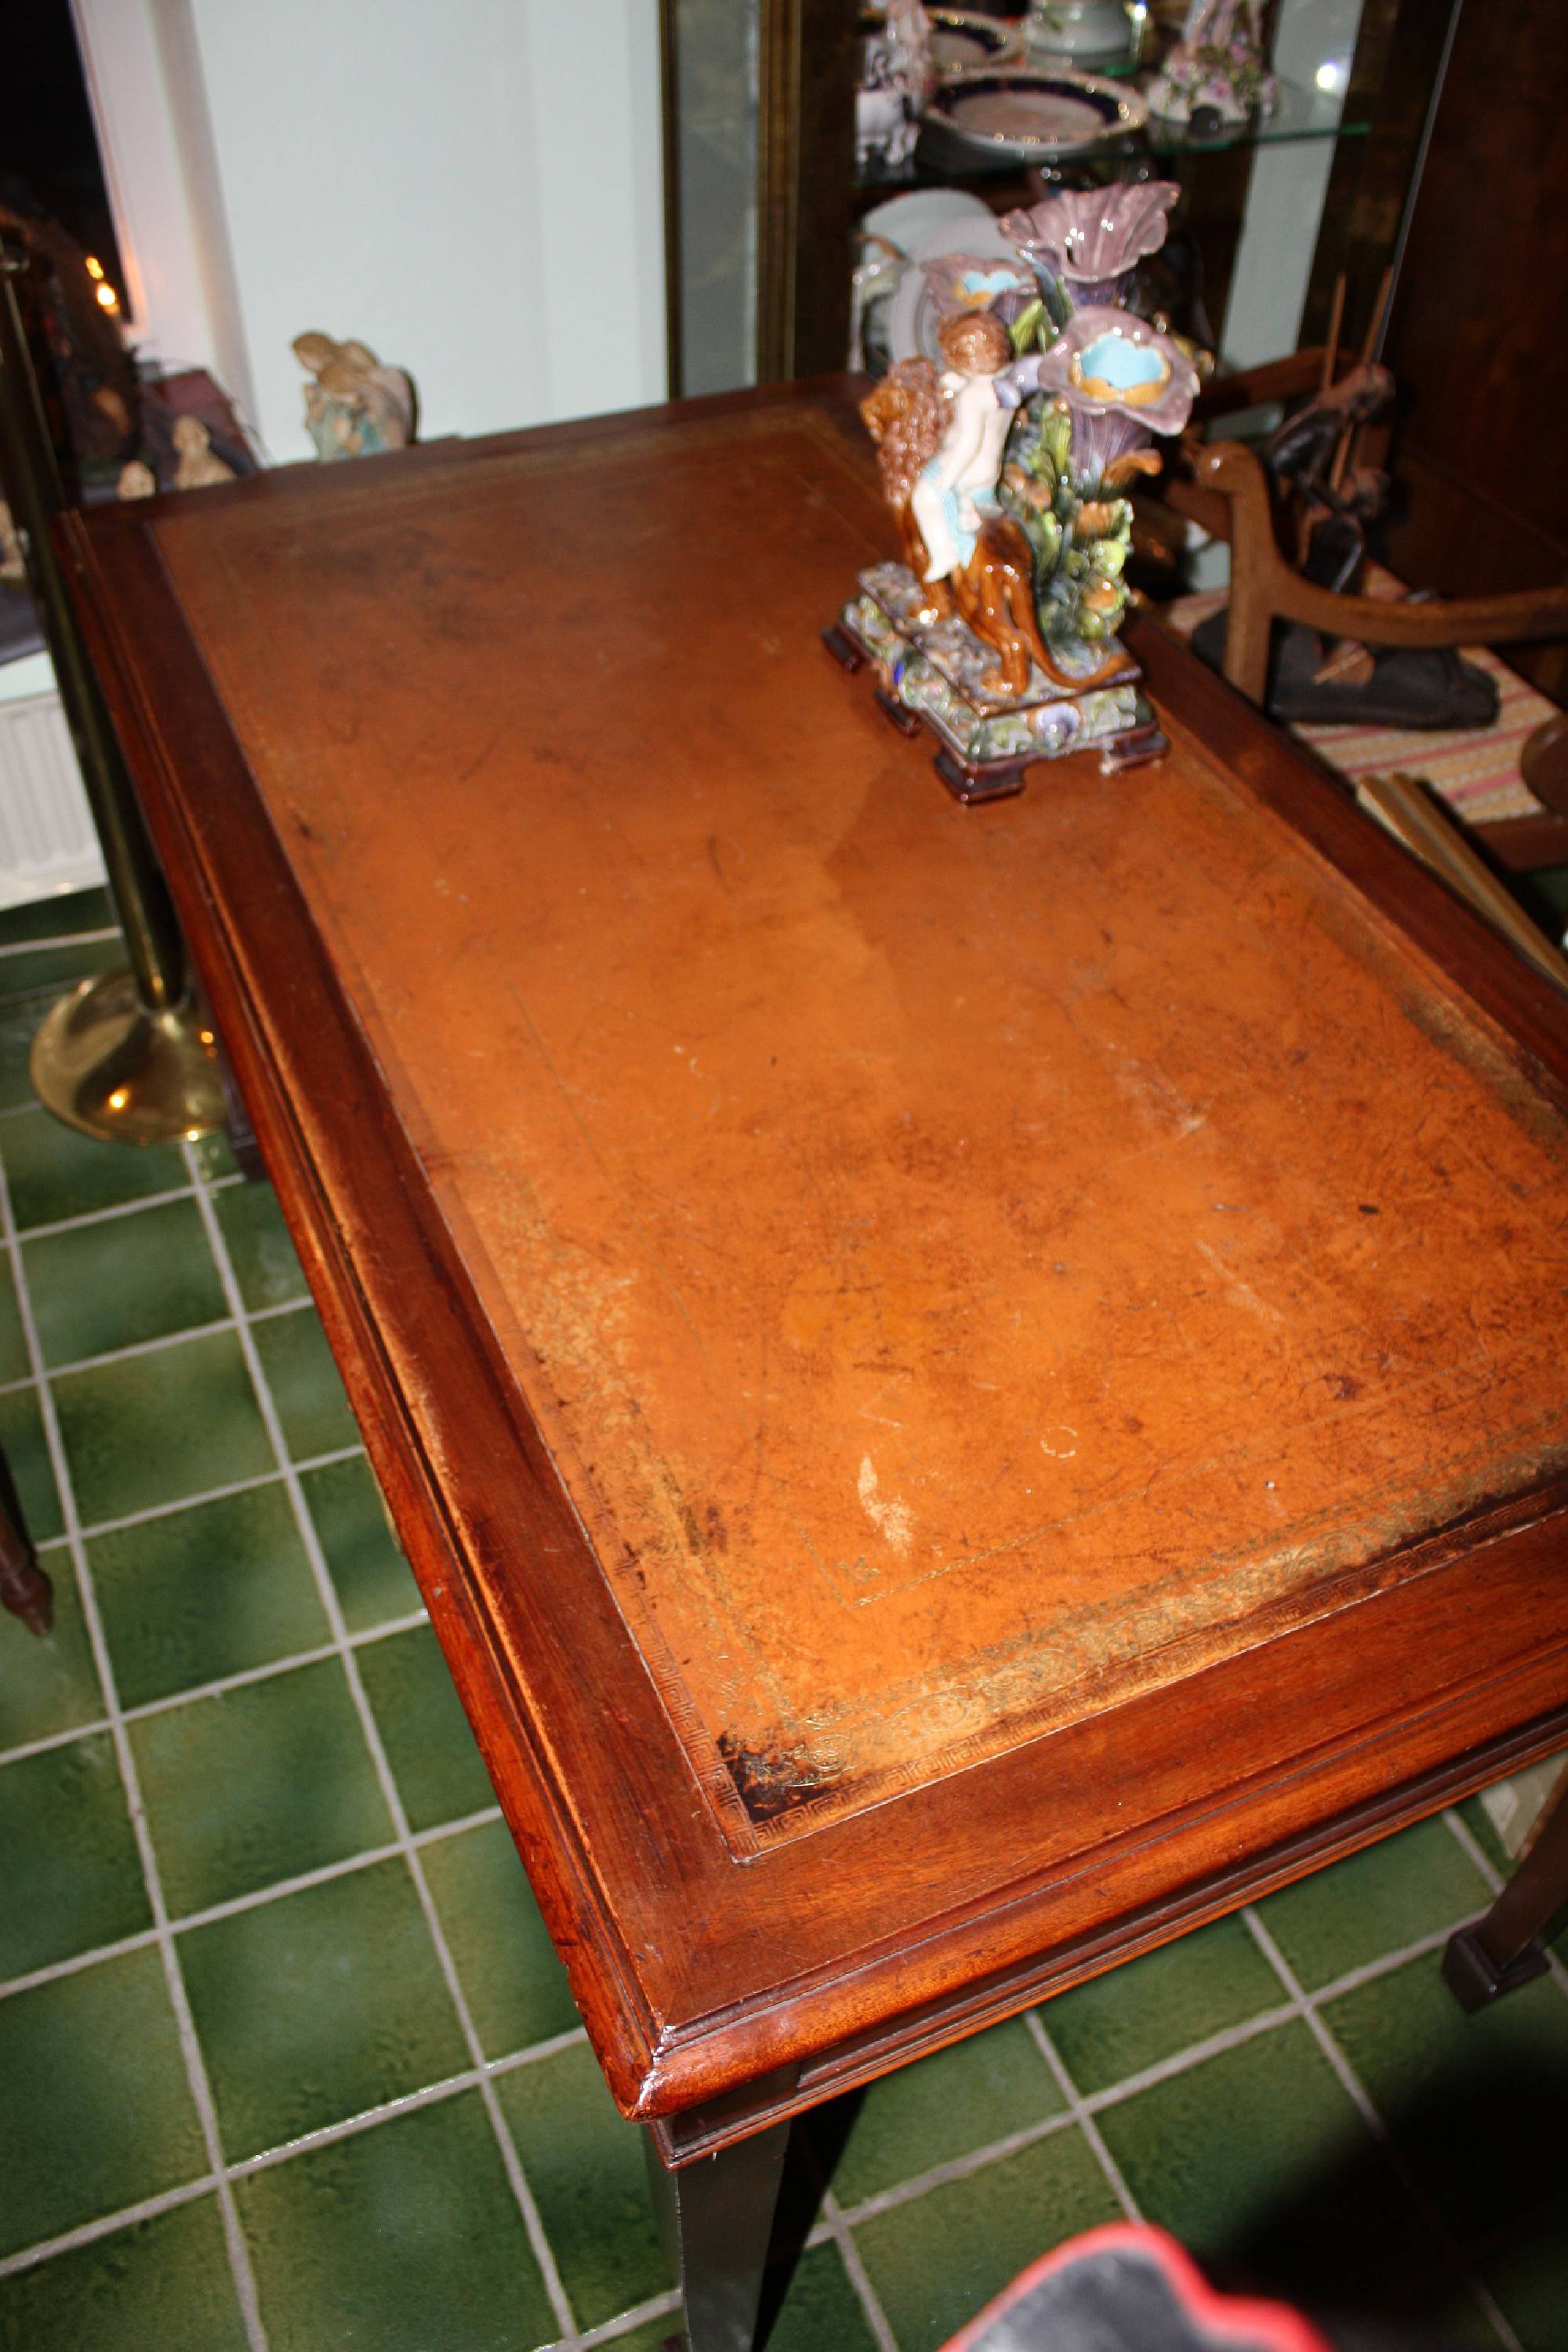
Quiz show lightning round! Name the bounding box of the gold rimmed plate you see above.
[925,8,1024,74]
[924,66,1147,158]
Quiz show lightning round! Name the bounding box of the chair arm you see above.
[1195,442,1568,700]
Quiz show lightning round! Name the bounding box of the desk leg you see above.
[644,2118,790,2352]
[0,1482,49,1635]
[1443,1766,1568,2010]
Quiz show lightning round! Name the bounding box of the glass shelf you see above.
[858,77,1370,192]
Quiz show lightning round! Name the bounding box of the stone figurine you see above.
[825,182,1200,800]
[172,416,237,490]
[293,332,416,461]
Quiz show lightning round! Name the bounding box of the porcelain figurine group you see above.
[826,181,1200,800]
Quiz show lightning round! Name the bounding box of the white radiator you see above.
[0,654,107,908]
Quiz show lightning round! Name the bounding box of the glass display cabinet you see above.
[659,0,1457,394]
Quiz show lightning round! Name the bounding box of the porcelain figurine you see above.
[115,459,157,501]
[825,183,1199,801]
[1023,0,1137,74]
[999,307,1200,651]
[1145,0,1277,125]
[856,0,933,169]
[909,310,1019,585]
[293,332,416,460]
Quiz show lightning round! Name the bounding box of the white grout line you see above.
[0,2020,597,2279]
[161,1803,507,1945]
[0,1588,426,1774]
[70,1443,365,1542]
[2,1831,1550,2335]
[13,1183,201,1243]
[1243,1906,1524,2352]
[0,1715,114,1767]
[226,2067,485,2181]
[819,2187,902,2352]
[181,1138,583,2346]
[0,1831,558,2017]
[573,2286,683,2347]
[40,1314,239,1380]
[170,1843,408,1938]
[1443,1804,1568,2002]
[485,2026,592,2076]
[837,2105,1080,2230]
[0,1790,504,2008]
[1024,2007,1139,2220]
[0,925,121,959]
[34,1294,312,1388]
[1076,1999,1298,2112]
[0,1153,271,2348]
[114,1606,432,1724]
[826,1879,1526,2239]
[0,1925,163,2002]
[0,2173,219,2279]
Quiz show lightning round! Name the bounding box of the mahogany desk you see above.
[61,384,1568,2351]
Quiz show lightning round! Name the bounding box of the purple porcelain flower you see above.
[999,183,1179,308]
[1000,305,1200,482]
[919,251,1036,324]
[1004,305,1200,437]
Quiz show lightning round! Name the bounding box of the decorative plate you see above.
[924,9,1023,74]
[884,218,1038,365]
[924,67,1147,158]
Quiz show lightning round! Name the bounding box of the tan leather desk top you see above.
[64,384,1568,2132]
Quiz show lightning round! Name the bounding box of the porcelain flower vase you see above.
[824,184,1199,803]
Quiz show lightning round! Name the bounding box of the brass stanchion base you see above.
[30,967,225,1146]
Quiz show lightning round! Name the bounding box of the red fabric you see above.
[937,2221,1337,2352]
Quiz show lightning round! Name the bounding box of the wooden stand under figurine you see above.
[826,187,1200,804]
[822,572,1165,802]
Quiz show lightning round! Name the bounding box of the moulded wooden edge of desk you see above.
[56,382,1568,2147]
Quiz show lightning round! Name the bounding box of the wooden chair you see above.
[1157,426,1568,873]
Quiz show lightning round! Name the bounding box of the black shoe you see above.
[1190,609,1499,731]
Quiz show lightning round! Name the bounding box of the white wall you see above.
[72,0,667,462]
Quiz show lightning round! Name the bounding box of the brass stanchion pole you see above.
[0,234,223,1145]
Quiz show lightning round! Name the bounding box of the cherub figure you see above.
[909,310,1016,583]
[862,312,1127,696]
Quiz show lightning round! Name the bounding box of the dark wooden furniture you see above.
[57,383,1568,2352]
[1380,0,1568,707]
[1444,1764,1568,2011]
[0,1462,49,1637]
[1168,435,1568,871]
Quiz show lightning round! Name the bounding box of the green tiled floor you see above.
[2,890,1566,2351]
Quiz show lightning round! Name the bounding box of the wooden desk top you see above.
[63,383,1568,2149]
